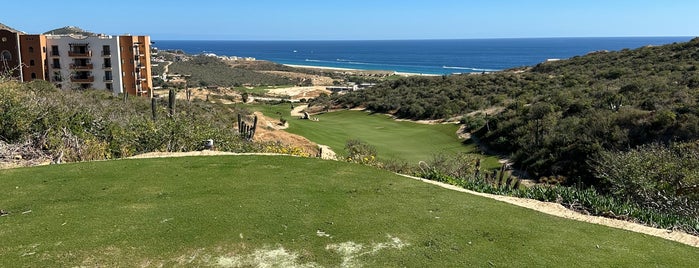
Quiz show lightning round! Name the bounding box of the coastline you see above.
[282,63,439,77]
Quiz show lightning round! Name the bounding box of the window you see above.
[1,50,11,61]
[106,83,113,90]
[29,47,34,53]
[105,71,113,81]
[103,58,111,68]
[52,58,60,68]
[53,71,62,82]
[30,60,35,66]
[102,45,110,56]
[51,45,59,56]
[31,73,36,79]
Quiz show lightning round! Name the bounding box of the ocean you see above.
[154,37,693,75]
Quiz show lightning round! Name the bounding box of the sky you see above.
[2,0,697,40]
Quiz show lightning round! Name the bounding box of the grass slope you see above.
[246,104,498,167]
[0,156,696,267]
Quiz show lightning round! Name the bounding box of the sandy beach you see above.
[283,64,436,77]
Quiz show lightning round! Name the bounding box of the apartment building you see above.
[0,27,152,97]
[0,28,21,78]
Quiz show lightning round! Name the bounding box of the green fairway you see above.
[0,156,696,267]
[243,104,499,167]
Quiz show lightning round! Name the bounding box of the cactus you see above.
[168,89,176,117]
[474,159,481,178]
[151,97,157,121]
[237,114,258,141]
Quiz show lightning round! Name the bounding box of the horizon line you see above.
[151,36,696,42]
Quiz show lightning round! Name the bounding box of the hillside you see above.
[0,79,313,167]
[327,38,699,178]
[322,38,699,227]
[167,55,296,87]
[0,155,696,267]
[43,26,95,36]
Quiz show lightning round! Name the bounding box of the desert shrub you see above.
[591,142,699,218]
[460,114,487,131]
[0,80,260,162]
[344,139,378,165]
[424,152,481,180]
[263,142,312,158]
[0,81,35,142]
[381,158,415,174]
[418,165,699,235]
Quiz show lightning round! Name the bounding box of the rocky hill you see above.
[43,26,95,36]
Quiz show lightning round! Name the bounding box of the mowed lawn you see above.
[245,104,498,166]
[0,156,696,267]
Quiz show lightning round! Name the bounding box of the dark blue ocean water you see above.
[155,37,693,75]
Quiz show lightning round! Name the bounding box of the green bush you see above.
[344,139,378,165]
[591,142,699,218]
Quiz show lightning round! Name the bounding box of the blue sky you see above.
[3,0,697,40]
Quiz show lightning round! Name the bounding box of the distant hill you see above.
[43,26,95,36]
[0,22,22,33]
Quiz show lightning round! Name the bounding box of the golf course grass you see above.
[1,155,696,267]
[244,103,499,168]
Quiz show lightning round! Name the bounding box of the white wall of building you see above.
[45,34,124,95]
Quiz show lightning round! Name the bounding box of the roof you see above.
[0,22,22,33]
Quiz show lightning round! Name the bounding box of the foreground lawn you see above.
[245,103,499,167]
[0,156,696,267]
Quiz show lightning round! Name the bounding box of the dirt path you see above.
[397,173,699,248]
[162,61,172,77]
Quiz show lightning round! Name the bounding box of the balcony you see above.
[104,76,113,82]
[101,51,111,57]
[70,63,94,70]
[102,64,112,69]
[68,51,92,57]
[70,76,95,83]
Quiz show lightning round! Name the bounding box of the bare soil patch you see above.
[259,71,335,86]
[266,86,330,100]
[252,112,320,156]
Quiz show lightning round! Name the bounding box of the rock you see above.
[13,155,22,160]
